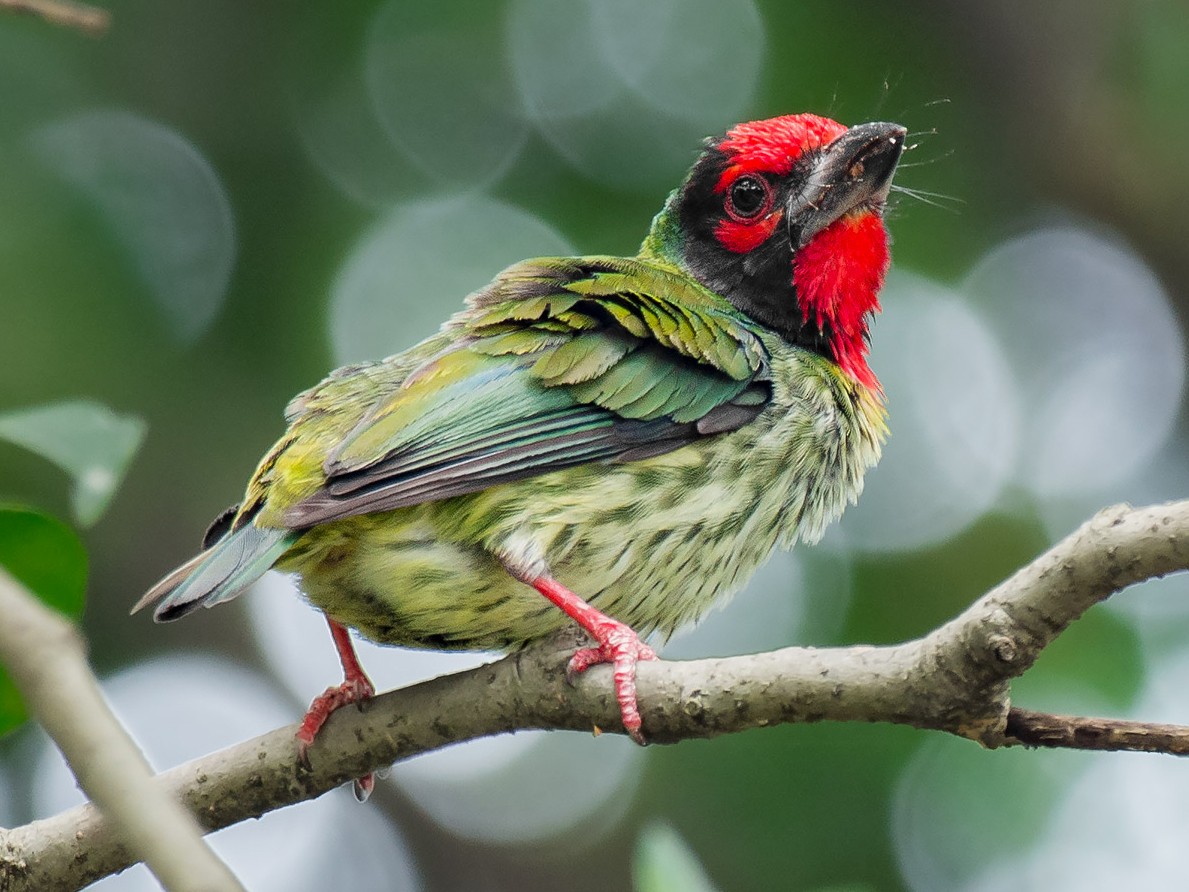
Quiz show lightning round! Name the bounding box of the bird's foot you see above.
[566,619,658,746]
[296,675,377,800]
[296,673,376,753]
[513,572,660,745]
[296,617,377,800]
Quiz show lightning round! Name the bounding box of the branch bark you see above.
[0,568,244,892]
[1005,708,1189,755]
[1,499,1187,891]
[0,0,109,34]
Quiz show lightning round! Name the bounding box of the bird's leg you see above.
[296,617,375,747]
[296,615,376,801]
[523,574,658,745]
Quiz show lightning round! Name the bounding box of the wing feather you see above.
[280,257,772,528]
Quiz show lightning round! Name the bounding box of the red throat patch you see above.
[792,212,889,392]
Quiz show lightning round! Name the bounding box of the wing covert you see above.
[282,257,772,527]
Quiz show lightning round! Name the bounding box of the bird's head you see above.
[642,113,906,391]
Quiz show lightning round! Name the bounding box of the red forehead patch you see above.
[715,114,847,191]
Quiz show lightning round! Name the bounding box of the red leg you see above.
[526,575,657,745]
[296,616,376,800]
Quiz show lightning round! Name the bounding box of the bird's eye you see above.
[725,175,772,221]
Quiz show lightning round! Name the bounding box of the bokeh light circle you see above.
[395,729,643,846]
[892,729,1086,891]
[366,4,528,190]
[506,0,618,119]
[832,271,1019,552]
[953,653,1189,891]
[966,227,1185,501]
[289,63,414,209]
[29,110,235,344]
[506,0,763,190]
[329,195,575,365]
[591,0,764,125]
[663,550,812,659]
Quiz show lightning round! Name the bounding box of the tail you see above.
[132,524,298,621]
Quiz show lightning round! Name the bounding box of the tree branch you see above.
[0,0,109,34]
[1,499,1187,891]
[0,568,244,892]
[1005,708,1189,755]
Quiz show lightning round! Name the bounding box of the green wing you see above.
[282,256,771,527]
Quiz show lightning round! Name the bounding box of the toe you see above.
[353,773,376,803]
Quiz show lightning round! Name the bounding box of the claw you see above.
[353,773,376,802]
[295,673,375,754]
[513,572,659,745]
[566,622,658,745]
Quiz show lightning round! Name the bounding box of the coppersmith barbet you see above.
[136,113,905,776]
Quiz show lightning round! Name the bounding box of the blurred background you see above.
[1,1,1188,889]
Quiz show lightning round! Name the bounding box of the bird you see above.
[135,113,905,793]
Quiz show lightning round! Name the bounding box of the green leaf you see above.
[633,822,719,892]
[0,401,145,527]
[0,506,88,736]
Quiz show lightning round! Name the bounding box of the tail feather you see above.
[132,525,296,621]
[131,551,208,615]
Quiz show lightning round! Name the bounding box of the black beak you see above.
[786,121,906,249]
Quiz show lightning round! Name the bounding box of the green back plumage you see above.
[278,256,772,527]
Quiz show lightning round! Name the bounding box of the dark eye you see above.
[725,175,772,221]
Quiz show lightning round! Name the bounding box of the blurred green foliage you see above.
[0,506,88,735]
[0,401,145,527]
